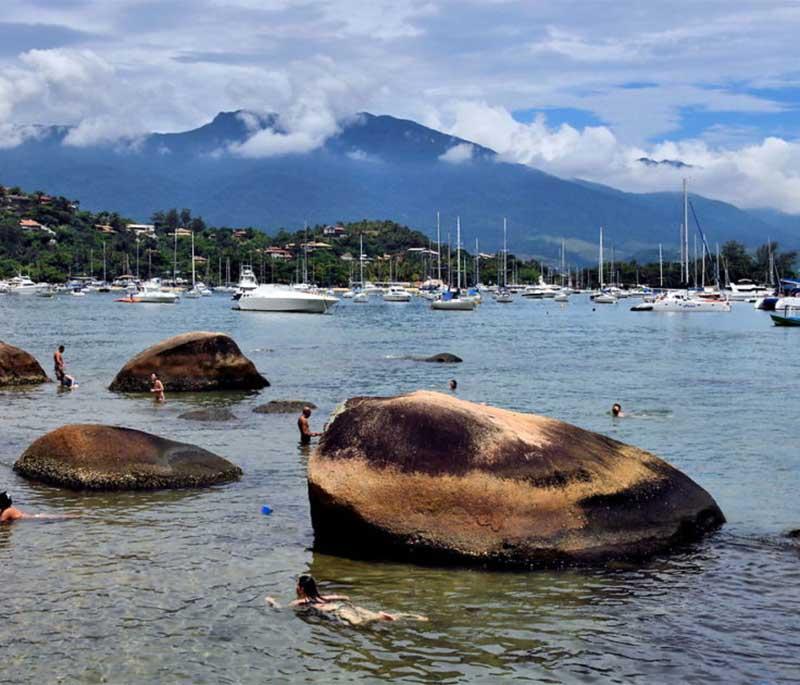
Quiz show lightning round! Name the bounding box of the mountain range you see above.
[0,110,797,263]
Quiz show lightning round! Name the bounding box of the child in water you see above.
[266,574,428,626]
[0,492,75,523]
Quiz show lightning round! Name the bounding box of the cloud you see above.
[443,100,800,213]
[439,142,474,163]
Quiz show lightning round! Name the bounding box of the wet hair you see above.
[449,379,457,390]
[612,403,622,416]
[302,406,312,416]
[297,574,322,601]
[0,491,11,512]
[58,345,65,352]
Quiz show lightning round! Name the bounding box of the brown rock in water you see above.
[308,391,725,568]
[14,424,242,490]
[0,341,49,386]
[178,407,238,421]
[423,353,462,363]
[109,331,269,392]
[253,400,317,414]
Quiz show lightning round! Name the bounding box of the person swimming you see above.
[266,574,427,626]
[612,403,625,418]
[0,491,74,523]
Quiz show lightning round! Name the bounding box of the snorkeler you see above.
[612,403,625,418]
[0,492,74,523]
[266,574,428,626]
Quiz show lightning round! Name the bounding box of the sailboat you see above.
[432,217,476,310]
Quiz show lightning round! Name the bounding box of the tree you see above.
[720,241,752,282]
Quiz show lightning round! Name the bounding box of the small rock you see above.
[787,529,800,539]
[423,353,462,363]
[178,407,238,421]
[253,400,317,414]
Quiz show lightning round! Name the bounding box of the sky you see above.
[1,0,799,213]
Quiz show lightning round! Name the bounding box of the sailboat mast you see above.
[659,243,663,287]
[359,234,364,285]
[172,227,178,286]
[503,217,508,288]
[599,226,604,289]
[683,178,689,284]
[436,211,442,283]
[102,242,106,282]
[191,231,196,288]
[456,217,461,290]
[475,238,480,285]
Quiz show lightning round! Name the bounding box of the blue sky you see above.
[0,1,799,212]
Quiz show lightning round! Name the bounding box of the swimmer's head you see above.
[58,345,65,352]
[612,403,622,417]
[449,379,457,391]
[296,574,321,601]
[302,406,312,418]
[0,491,11,512]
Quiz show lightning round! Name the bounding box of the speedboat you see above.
[554,290,569,302]
[648,291,730,312]
[495,290,513,303]
[234,283,338,313]
[382,286,412,302]
[135,278,180,303]
[353,290,369,303]
[431,290,476,311]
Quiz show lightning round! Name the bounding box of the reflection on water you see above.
[2,293,800,683]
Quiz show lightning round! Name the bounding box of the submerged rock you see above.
[178,407,238,421]
[423,353,462,363]
[253,400,317,414]
[308,391,725,568]
[14,424,242,490]
[109,331,269,392]
[0,341,48,386]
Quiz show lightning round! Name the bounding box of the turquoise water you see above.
[2,293,799,683]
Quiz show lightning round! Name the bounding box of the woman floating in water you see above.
[266,574,428,626]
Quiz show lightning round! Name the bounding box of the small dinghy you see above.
[771,313,800,327]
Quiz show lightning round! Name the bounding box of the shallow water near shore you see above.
[2,292,799,683]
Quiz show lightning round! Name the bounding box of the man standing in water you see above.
[54,345,65,384]
[150,373,165,403]
[298,406,322,445]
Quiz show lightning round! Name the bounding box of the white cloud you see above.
[439,142,474,163]
[443,100,800,213]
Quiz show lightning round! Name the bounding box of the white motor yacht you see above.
[234,283,338,313]
[726,279,769,301]
[382,286,412,302]
[431,291,476,311]
[136,278,180,303]
[773,296,800,313]
[494,290,513,303]
[8,275,48,295]
[232,266,259,300]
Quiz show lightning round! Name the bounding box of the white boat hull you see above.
[431,298,476,311]
[235,286,338,313]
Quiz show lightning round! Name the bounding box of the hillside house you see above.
[19,219,55,236]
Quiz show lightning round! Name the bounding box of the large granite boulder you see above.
[0,341,48,386]
[14,424,242,490]
[109,331,269,392]
[308,391,725,568]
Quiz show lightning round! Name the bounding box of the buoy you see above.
[261,505,273,515]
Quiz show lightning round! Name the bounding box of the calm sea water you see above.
[2,292,799,684]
